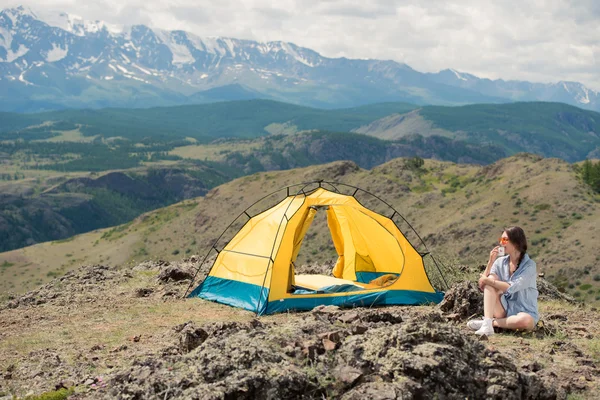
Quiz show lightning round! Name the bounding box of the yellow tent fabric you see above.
[190,187,444,315]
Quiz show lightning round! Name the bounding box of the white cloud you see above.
[4,0,599,90]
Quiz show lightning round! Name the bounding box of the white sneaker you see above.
[467,319,484,331]
[475,319,495,336]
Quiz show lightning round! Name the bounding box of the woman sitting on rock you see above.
[468,226,539,336]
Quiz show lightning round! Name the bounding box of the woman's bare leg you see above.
[483,285,506,319]
[493,312,535,331]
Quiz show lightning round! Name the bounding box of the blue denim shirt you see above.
[490,253,539,322]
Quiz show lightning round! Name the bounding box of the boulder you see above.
[439,281,483,319]
[157,266,194,283]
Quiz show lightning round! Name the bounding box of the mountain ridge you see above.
[1,5,599,111]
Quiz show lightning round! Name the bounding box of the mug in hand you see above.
[497,246,505,257]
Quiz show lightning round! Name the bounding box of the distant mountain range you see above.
[1,5,599,112]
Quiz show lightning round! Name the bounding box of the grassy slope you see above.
[355,102,600,161]
[1,154,598,302]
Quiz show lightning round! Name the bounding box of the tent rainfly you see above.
[186,182,446,315]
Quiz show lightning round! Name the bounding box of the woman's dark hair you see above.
[504,226,528,267]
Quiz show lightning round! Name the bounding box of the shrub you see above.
[593,274,600,282]
[25,388,74,400]
[404,156,424,170]
[172,249,180,255]
[533,203,552,211]
[580,284,592,290]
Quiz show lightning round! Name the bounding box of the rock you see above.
[282,345,297,357]
[311,305,340,314]
[317,331,342,343]
[129,335,141,342]
[157,266,194,283]
[444,313,461,321]
[438,281,483,319]
[333,365,362,385]
[111,345,128,353]
[322,338,338,351]
[55,380,75,390]
[301,341,321,360]
[361,310,403,325]
[342,380,422,400]
[336,321,548,399]
[521,361,544,372]
[134,288,153,297]
[537,278,576,303]
[338,312,360,324]
[350,325,368,335]
[546,314,567,321]
[179,324,209,353]
[249,319,263,329]
[99,310,561,400]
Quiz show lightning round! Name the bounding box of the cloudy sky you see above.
[4,0,600,90]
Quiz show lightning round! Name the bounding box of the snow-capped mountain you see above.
[427,69,600,109]
[0,5,598,112]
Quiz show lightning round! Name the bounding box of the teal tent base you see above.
[189,276,269,314]
[265,289,444,315]
[190,276,444,316]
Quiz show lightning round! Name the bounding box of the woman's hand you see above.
[478,274,487,291]
[478,273,495,290]
[489,246,501,262]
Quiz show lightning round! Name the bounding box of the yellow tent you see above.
[188,183,444,315]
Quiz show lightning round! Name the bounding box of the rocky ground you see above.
[0,260,598,399]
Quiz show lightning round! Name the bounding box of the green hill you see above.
[0,100,418,142]
[355,102,600,162]
[0,165,228,253]
[4,100,600,162]
[2,154,598,304]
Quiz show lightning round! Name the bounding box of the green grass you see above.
[419,102,600,161]
[24,388,74,400]
[52,236,76,245]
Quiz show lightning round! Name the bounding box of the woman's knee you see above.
[517,313,535,330]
